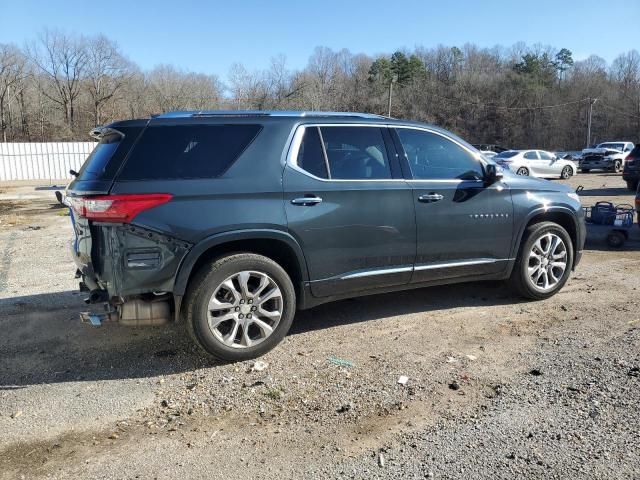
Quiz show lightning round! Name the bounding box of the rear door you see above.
[391,127,513,283]
[283,124,416,297]
[522,150,541,175]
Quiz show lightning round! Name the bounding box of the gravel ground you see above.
[0,174,638,479]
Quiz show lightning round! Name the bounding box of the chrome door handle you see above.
[291,196,323,206]
[418,193,444,203]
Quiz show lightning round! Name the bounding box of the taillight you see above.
[70,194,172,223]
[625,154,635,163]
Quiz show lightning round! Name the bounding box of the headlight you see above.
[567,192,580,202]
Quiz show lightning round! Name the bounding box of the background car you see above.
[636,183,640,226]
[494,149,578,179]
[581,141,635,173]
[623,145,640,191]
[555,151,582,164]
[472,143,509,153]
[480,150,498,159]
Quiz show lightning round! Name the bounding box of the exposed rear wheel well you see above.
[185,239,304,304]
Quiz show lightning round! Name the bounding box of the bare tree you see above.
[228,63,270,109]
[85,35,133,125]
[1,31,638,148]
[28,29,87,131]
[0,43,28,141]
[147,65,222,113]
[182,72,222,110]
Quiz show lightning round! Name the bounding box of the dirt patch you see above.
[0,173,639,479]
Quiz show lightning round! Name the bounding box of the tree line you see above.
[1,29,639,150]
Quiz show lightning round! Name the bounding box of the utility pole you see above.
[586,97,598,148]
[387,74,398,117]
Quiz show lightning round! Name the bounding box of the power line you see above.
[597,101,640,119]
[428,94,591,111]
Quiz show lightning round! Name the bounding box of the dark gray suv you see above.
[65,111,585,361]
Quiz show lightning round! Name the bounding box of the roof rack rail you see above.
[153,110,387,119]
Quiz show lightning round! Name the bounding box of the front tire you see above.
[185,253,296,362]
[560,166,573,179]
[509,222,574,300]
[626,180,638,191]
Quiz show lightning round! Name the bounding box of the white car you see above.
[494,149,578,179]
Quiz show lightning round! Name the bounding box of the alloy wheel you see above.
[517,167,529,176]
[561,166,572,179]
[614,161,622,173]
[527,233,567,291]
[207,271,283,348]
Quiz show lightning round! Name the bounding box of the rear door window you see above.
[319,126,392,180]
[523,151,539,160]
[118,124,262,180]
[296,127,328,179]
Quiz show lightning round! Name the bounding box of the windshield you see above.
[495,150,519,159]
[596,143,624,151]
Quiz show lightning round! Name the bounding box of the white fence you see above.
[0,142,96,182]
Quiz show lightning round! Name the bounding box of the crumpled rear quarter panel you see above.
[92,223,192,298]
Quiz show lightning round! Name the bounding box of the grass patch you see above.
[263,388,284,401]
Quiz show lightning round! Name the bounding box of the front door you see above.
[284,124,416,297]
[536,150,557,176]
[391,127,514,283]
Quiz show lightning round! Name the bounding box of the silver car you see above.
[494,150,578,179]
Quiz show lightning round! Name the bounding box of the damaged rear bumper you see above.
[71,219,192,321]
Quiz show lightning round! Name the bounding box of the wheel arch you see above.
[564,163,577,176]
[172,229,310,320]
[509,207,580,273]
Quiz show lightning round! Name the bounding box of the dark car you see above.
[636,183,640,225]
[623,145,640,191]
[472,144,509,153]
[65,111,586,361]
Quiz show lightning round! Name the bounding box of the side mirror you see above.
[484,163,503,185]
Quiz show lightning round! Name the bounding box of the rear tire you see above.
[516,167,529,176]
[509,222,574,300]
[613,160,622,173]
[626,180,638,191]
[606,231,625,248]
[185,253,296,362]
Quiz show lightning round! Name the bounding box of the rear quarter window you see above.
[118,124,262,180]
